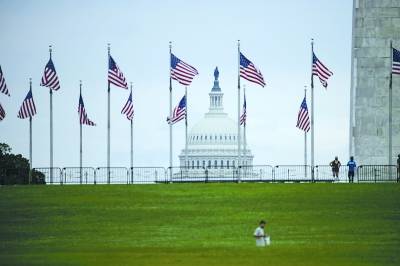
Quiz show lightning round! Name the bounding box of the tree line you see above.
[0,143,45,185]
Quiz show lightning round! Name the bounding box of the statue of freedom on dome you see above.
[214,67,219,80]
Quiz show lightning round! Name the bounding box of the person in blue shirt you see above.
[347,156,357,183]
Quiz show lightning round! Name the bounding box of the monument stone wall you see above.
[350,0,400,164]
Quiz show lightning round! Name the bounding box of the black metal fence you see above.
[272,165,312,182]
[357,165,398,183]
[240,165,274,182]
[95,167,129,184]
[314,165,349,182]
[168,166,240,183]
[33,167,63,184]
[130,167,168,184]
[1,165,397,185]
[62,167,96,184]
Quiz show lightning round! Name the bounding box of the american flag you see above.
[171,53,199,86]
[296,97,310,132]
[121,91,134,120]
[0,66,10,96]
[40,58,60,91]
[78,94,96,126]
[0,103,5,121]
[167,95,186,125]
[108,56,128,89]
[240,52,265,87]
[312,53,333,88]
[240,94,247,125]
[392,47,400,75]
[17,90,36,119]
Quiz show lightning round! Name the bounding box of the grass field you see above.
[0,183,399,266]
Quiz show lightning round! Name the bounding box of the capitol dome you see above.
[179,67,253,169]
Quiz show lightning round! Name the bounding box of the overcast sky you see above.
[0,0,353,167]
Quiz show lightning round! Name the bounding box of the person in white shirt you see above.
[254,220,270,247]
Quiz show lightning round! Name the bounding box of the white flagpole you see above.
[243,84,246,181]
[49,45,54,184]
[389,40,393,178]
[243,85,246,160]
[29,78,33,184]
[237,40,241,174]
[185,86,188,175]
[107,43,111,184]
[389,40,393,177]
[79,80,83,185]
[169,42,173,181]
[310,39,315,182]
[304,86,308,179]
[130,82,134,184]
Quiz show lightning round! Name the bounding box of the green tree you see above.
[0,143,12,155]
[0,143,45,185]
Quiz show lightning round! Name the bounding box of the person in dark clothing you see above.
[329,156,341,181]
[397,154,400,182]
[347,156,357,183]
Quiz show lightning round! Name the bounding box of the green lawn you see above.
[0,183,399,266]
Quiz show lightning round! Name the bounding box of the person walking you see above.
[329,156,341,181]
[347,156,357,183]
[254,220,270,247]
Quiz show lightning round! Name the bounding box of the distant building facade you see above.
[179,67,253,169]
[350,0,400,164]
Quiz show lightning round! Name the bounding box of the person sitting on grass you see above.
[254,220,270,247]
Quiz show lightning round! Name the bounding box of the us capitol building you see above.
[178,67,253,169]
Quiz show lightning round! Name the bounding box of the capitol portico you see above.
[179,67,253,169]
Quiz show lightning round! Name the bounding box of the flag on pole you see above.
[240,94,247,125]
[167,95,186,125]
[312,53,333,88]
[121,91,134,120]
[78,94,96,126]
[392,47,400,75]
[240,52,265,87]
[17,90,36,119]
[296,97,310,132]
[170,53,199,86]
[108,56,128,89]
[0,103,5,121]
[0,66,10,96]
[40,58,60,90]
